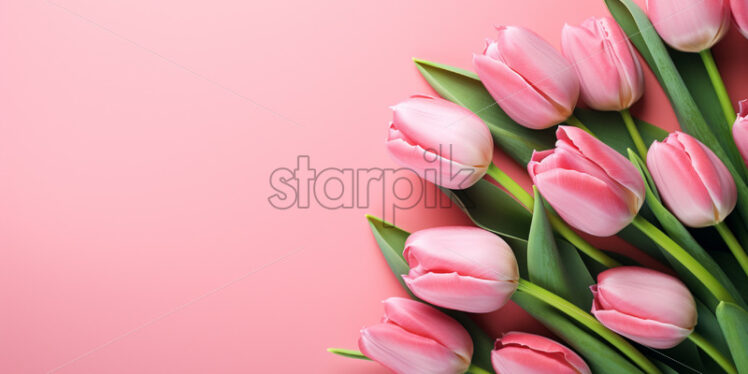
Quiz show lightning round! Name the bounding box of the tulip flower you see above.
[591,267,697,349]
[491,332,591,374]
[528,126,645,237]
[733,100,748,164]
[647,131,736,227]
[358,297,473,374]
[734,0,748,38]
[473,26,580,130]
[647,0,736,123]
[561,16,649,158]
[646,0,730,53]
[561,16,644,112]
[386,95,494,190]
[403,226,519,313]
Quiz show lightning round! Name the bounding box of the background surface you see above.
[2,0,748,372]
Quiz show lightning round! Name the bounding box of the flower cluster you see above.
[332,0,748,373]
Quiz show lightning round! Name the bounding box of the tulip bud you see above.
[359,297,473,374]
[646,0,731,52]
[402,226,519,313]
[528,126,645,237]
[561,16,645,111]
[386,95,494,190]
[491,332,591,374]
[591,267,697,349]
[647,131,737,227]
[473,26,580,130]
[733,0,748,38]
[733,100,748,165]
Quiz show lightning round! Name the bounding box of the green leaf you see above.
[366,214,413,297]
[605,0,748,233]
[716,302,748,373]
[414,59,554,165]
[528,189,593,310]
[627,150,746,310]
[327,348,370,360]
[440,180,532,241]
[365,215,494,372]
[713,250,748,302]
[511,291,644,374]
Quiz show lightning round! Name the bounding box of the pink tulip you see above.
[733,100,748,165]
[528,126,645,237]
[402,226,519,313]
[473,26,580,130]
[491,332,591,374]
[591,267,697,349]
[734,0,748,38]
[647,131,737,227]
[358,297,473,374]
[646,0,731,52]
[561,16,645,111]
[386,95,494,190]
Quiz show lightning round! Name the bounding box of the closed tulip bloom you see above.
[733,100,748,164]
[474,26,580,130]
[403,226,519,313]
[528,126,645,237]
[491,332,591,374]
[734,0,748,38]
[591,267,697,349]
[561,16,645,111]
[359,297,473,374]
[647,131,737,227]
[386,95,494,190]
[646,0,731,52]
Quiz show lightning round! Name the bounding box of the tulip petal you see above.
[498,332,592,374]
[494,26,580,113]
[734,0,748,38]
[733,100,748,164]
[647,0,731,52]
[647,140,720,227]
[557,126,645,203]
[381,297,473,362]
[473,53,568,129]
[594,267,697,329]
[561,17,643,111]
[359,324,470,374]
[673,132,737,222]
[534,168,633,237]
[386,130,486,190]
[591,307,693,349]
[403,272,516,313]
[390,95,494,167]
[492,346,585,374]
[403,226,518,282]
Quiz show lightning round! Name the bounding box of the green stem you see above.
[485,163,620,268]
[485,163,534,209]
[621,109,648,160]
[466,364,493,374]
[631,215,735,303]
[688,332,737,374]
[566,114,594,135]
[715,221,748,278]
[699,49,736,125]
[517,279,661,374]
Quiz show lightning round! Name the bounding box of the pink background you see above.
[2,0,748,372]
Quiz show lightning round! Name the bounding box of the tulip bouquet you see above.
[329,0,748,373]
